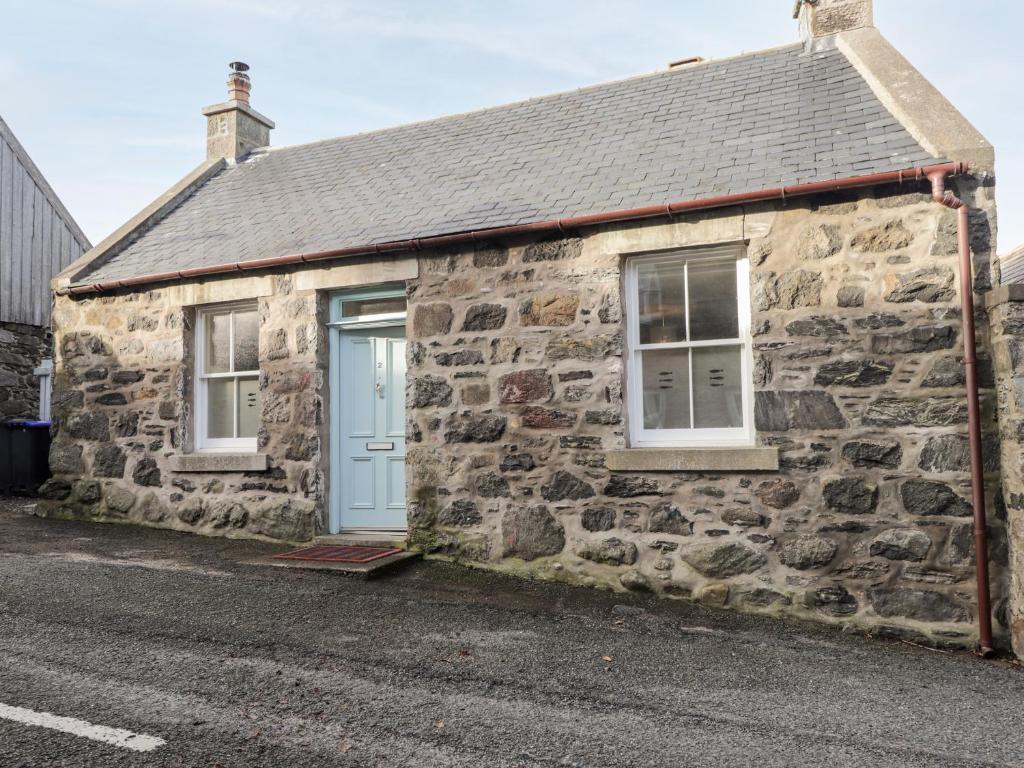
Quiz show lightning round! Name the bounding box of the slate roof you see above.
[77,43,938,285]
[1001,245,1024,284]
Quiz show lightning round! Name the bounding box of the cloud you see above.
[332,11,601,77]
[135,0,602,77]
[123,134,204,149]
[96,0,299,20]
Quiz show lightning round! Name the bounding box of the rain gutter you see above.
[60,161,966,296]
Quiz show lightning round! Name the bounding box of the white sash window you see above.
[625,245,754,447]
[195,304,259,452]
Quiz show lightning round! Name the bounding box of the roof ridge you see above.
[252,41,805,160]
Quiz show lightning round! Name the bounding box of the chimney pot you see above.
[668,56,705,70]
[227,61,251,103]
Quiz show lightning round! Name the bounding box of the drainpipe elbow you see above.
[928,167,968,210]
[928,171,954,208]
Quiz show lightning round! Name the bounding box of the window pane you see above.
[641,348,691,429]
[637,260,687,344]
[233,310,259,372]
[342,295,407,318]
[207,378,234,438]
[692,345,744,429]
[238,377,259,438]
[204,312,232,373]
[688,258,739,341]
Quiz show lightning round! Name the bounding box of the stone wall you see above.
[41,276,329,541]
[44,178,1005,648]
[0,320,49,420]
[406,179,1005,649]
[989,287,1024,657]
[799,0,873,39]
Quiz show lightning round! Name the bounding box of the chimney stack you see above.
[202,61,275,162]
[795,0,873,42]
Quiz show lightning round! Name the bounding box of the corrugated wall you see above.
[1001,245,1024,285]
[0,118,90,327]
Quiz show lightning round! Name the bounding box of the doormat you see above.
[273,545,403,563]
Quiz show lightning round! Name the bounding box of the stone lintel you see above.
[293,256,418,292]
[592,213,745,259]
[985,284,1024,308]
[605,447,780,472]
[164,275,275,307]
[170,453,269,473]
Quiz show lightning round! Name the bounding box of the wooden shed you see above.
[0,114,90,419]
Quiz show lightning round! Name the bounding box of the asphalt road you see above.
[1,497,1022,767]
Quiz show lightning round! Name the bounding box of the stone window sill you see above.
[169,453,269,473]
[605,447,779,472]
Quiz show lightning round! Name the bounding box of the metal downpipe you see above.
[930,169,995,656]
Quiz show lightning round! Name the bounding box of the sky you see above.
[2,1,1022,252]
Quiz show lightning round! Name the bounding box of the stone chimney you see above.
[795,0,873,41]
[202,62,275,161]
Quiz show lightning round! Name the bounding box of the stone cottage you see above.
[0,114,91,420]
[45,1,1015,652]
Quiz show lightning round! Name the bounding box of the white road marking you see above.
[0,702,166,752]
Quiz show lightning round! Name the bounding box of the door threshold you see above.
[316,532,408,549]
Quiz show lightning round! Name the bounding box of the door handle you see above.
[375,381,385,399]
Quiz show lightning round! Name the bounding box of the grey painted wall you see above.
[0,115,90,327]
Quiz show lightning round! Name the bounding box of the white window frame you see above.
[624,244,754,448]
[328,289,408,330]
[194,303,259,453]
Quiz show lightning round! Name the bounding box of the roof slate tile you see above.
[78,43,937,284]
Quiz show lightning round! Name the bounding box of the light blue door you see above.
[336,327,407,531]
